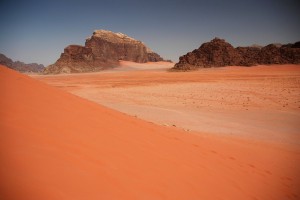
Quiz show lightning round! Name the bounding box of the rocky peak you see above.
[85,30,165,63]
[87,30,141,44]
[44,29,166,74]
[201,37,234,49]
[173,38,242,70]
[211,37,226,43]
[173,38,300,70]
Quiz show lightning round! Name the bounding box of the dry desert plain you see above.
[1,62,300,200]
[35,61,300,145]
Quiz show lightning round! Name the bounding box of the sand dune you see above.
[1,65,300,200]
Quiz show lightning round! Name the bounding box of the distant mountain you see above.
[44,30,167,74]
[0,53,44,73]
[172,38,300,70]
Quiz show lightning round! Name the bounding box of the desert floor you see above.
[34,62,300,146]
[1,63,300,200]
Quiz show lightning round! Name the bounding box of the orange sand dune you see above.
[1,65,300,200]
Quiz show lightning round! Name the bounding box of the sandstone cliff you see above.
[45,30,165,74]
[173,38,300,70]
[44,45,117,74]
[0,53,44,73]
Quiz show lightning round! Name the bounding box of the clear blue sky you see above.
[0,0,299,66]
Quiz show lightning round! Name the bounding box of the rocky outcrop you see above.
[173,38,242,70]
[85,30,164,62]
[0,53,13,68]
[236,46,261,66]
[0,53,44,73]
[44,45,117,74]
[147,52,164,62]
[173,38,300,70]
[45,30,165,74]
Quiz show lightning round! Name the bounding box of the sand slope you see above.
[1,65,300,200]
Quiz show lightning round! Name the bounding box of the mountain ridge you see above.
[172,38,300,70]
[0,53,44,73]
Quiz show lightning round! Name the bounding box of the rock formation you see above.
[173,38,300,70]
[45,30,165,74]
[0,53,44,73]
[236,46,261,66]
[173,38,242,70]
[43,45,116,74]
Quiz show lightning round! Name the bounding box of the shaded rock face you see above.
[147,52,164,62]
[173,38,300,70]
[0,53,13,68]
[173,38,242,70]
[236,47,261,66]
[43,45,116,74]
[45,30,164,74]
[0,53,44,73]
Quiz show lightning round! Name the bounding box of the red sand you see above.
[1,65,300,200]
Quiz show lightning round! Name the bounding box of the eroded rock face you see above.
[43,45,116,74]
[147,52,164,62]
[85,30,164,62]
[86,30,148,63]
[0,53,13,68]
[44,30,164,74]
[174,38,242,70]
[0,53,44,73]
[173,38,300,70]
[237,47,261,66]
